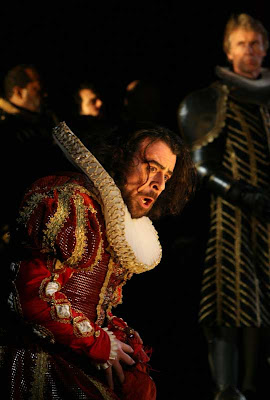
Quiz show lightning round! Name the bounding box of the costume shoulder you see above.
[17,172,105,269]
[177,82,228,150]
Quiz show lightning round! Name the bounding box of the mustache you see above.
[138,190,159,201]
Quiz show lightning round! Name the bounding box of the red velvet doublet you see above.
[1,172,156,399]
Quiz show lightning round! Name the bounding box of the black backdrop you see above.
[1,2,268,123]
[1,2,269,399]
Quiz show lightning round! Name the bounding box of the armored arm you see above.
[178,85,270,220]
[193,144,270,220]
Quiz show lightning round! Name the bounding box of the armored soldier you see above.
[178,13,270,400]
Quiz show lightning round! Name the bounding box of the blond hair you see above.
[223,13,269,54]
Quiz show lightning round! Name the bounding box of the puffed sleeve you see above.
[13,175,117,364]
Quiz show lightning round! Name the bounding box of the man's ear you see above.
[226,51,233,63]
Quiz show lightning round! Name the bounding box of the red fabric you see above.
[107,314,156,399]
[107,314,151,364]
[12,173,157,398]
[107,315,128,342]
[120,363,157,400]
[15,173,113,363]
[17,256,111,363]
[22,174,103,269]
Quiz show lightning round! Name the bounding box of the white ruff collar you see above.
[53,122,162,274]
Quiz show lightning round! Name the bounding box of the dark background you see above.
[1,2,268,128]
[1,2,269,399]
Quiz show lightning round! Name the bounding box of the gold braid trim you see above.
[19,183,97,228]
[53,122,162,274]
[96,257,115,325]
[17,193,48,226]
[66,195,89,266]
[19,183,104,270]
[66,192,103,269]
[30,351,48,400]
[42,187,73,253]
[191,84,229,150]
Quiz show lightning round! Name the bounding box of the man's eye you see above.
[251,41,261,49]
[164,175,170,182]
[149,166,157,172]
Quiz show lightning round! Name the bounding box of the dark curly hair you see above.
[80,121,197,220]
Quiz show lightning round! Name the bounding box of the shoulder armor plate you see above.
[177,83,228,150]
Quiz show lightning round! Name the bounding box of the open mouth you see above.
[141,197,153,208]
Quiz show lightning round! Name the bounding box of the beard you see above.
[120,187,158,219]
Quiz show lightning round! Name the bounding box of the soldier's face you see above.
[226,28,266,79]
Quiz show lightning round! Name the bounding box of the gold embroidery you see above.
[30,351,48,400]
[17,193,47,226]
[230,102,258,186]
[65,195,88,266]
[35,184,104,270]
[96,257,115,325]
[66,195,104,269]
[42,186,74,253]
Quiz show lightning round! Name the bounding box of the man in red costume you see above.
[0,121,196,399]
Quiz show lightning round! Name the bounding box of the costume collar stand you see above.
[216,66,270,105]
[53,122,162,274]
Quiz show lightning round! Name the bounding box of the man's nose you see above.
[96,99,103,108]
[151,172,166,193]
[245,43,254,54]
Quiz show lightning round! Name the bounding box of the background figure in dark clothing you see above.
[66,81,111,141]
[0,64,63,260]
[178,13,270,400]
